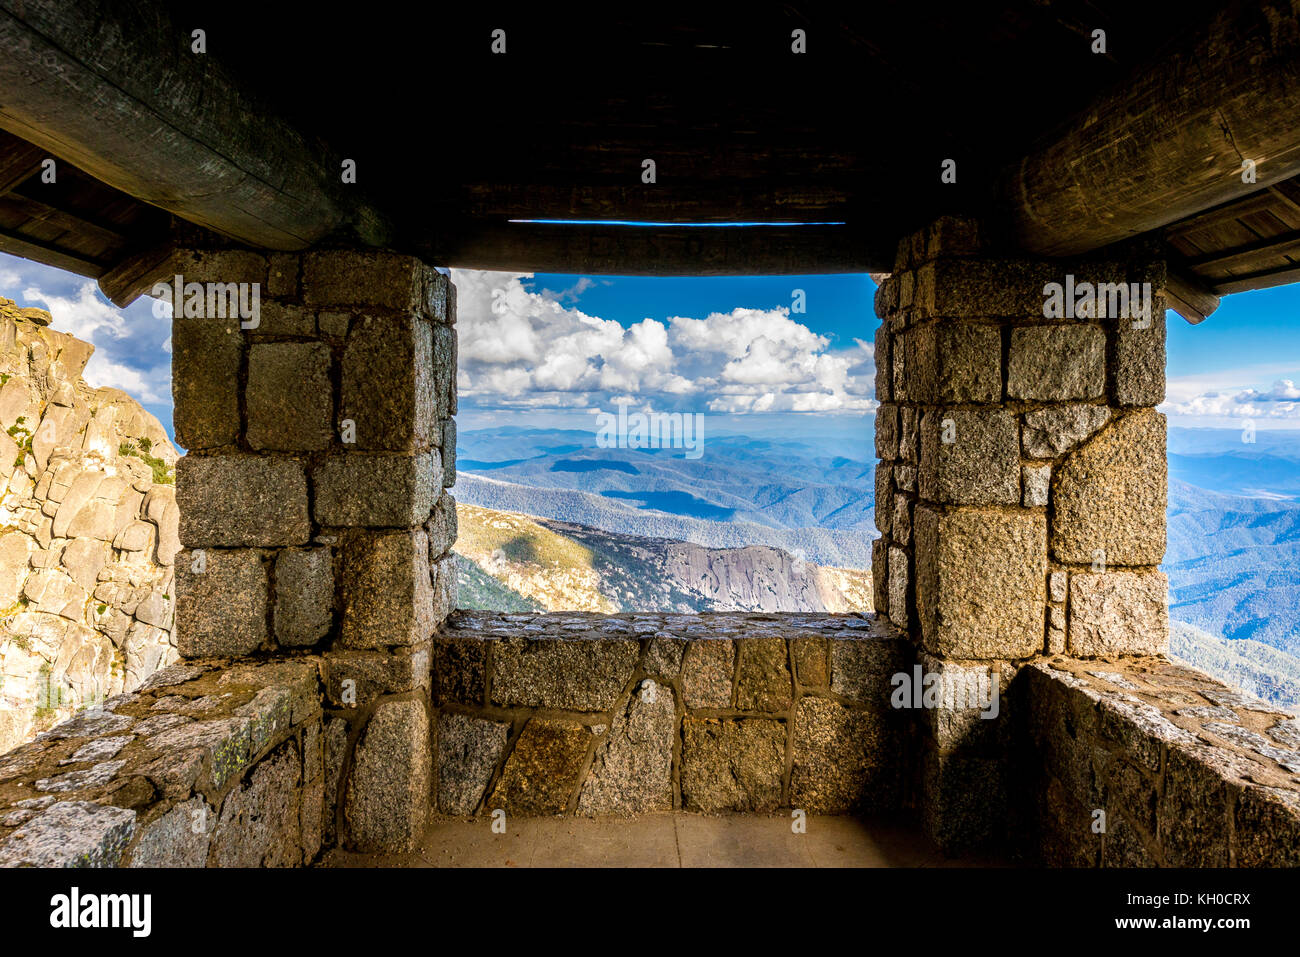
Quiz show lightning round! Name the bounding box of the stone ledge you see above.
[1024,656,1300,867]
[0,657,324,867]
[432,611,911,816]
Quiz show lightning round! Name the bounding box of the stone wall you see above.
[432,611,911,816]
[0,299,180,753]
[1022,656,1300,866]
[0,658,325,866]
[872,216,1170,850]
[4,615,1298,867]
[17,228,1274,868]
[169,247,457,851]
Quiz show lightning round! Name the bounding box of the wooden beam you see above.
[0,227,105,278]
[1004,0,1300,257]
[1267,182,1300,220]
[0,131,45,196]
[0,1,387,251]
[1167,269,1221,324]
[96,242,181,308]
[1163,192,1280,239]
[430,222,889,275]
[0,193,129,252]
[1213,265,1300,295]
[1185,230,1300,273]
[459,182,856,223]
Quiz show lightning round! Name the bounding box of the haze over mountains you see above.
[455,426,875,568]
[1164,428,1300,678]
[455,423,1300,712]
[1168,427,1300,499]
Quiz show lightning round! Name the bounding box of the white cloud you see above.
[0,255,173,420]
[450,269,876,415]
[1243,379,1300,401]
[1163,368,1300,422]
[23,281,129,344]
[83,356,171,405]
[671,307,827,359]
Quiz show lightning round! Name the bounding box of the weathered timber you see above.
[1188,231,1300,273]
[0,227,105,277]
[0,130,45,196]
[1215,265,1300,295]
[0,0,385,250]
[5,0,1300,291]
[97,243,183,308]
[1004,0,1300,257]
[432,221,884,275]
[1166,270,1221,324]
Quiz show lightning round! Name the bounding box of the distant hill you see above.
[455,425,1300,673]
[455,472,875,569]
[1169,619,1300,715]
[456,426,875,531]
[1167,426,1300,500]
[452,552,542,613]
[1165,478,1300,655]
[453,503,872,614]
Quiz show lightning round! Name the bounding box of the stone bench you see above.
[1023,656,1300,866]
[6,609,1298,867]
[431,611,912,816]
[0,658,325,866]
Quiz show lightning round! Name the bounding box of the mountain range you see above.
[455,426,875,567]
[455,423,1300,712]
[1166,478,1300,654]
[453,502,871,614]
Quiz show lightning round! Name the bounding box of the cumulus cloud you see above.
[82,356,171,405]
[22,281,128,343]
[0,254,172,416]
[1163,371,1300,421]
[1243,380,1300,402]
[451,269,876,414]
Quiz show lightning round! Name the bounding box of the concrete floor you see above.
[319,813,1006,868]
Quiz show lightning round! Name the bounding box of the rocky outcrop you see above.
[0,298,180,754]
[454,503,873,614]
[0,658,325,867]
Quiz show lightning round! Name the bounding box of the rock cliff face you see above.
[454,503,873,613]
[0,298,179,754]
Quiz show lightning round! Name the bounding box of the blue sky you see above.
[1166,282,1300,428]
[1,251,1298,443]
[454,269,875,441]
[527,273,877,351]
[0,253,171,427]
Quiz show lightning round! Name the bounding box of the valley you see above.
[454,423,1300,713]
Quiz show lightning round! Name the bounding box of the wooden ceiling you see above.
[194,0,1223,262]
[1166,180,1300,297]
[0,131,170,284]
[0,0,1297,324]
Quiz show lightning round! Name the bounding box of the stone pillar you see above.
[170,247,457,852]
[872,217,1168,851]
